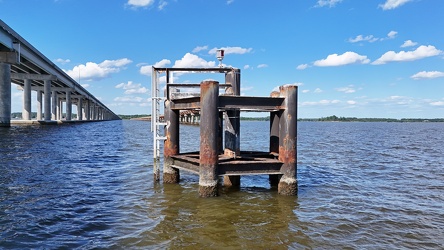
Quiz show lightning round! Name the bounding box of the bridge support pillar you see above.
[66,90,72,120]
[44,80,51,121]
[0,63,11,127]
[278,85,298,195]
[85,99,90,120]
[22,79,32,120]
[199,80,219,197]
[57,97,62,120]
[77,97,83,120]
[37,90,42,120]
[51,90,57,120]
[92,103,96,120]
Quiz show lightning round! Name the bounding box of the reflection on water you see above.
[1,120,443,249]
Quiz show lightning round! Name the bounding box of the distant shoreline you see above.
[10,113,444,122]
[120,114,444,123]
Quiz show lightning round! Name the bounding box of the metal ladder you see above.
[151,67,166,162]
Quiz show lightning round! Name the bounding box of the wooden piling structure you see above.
[153,67,298,197]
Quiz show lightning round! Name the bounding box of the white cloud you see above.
[114,96,144,103]
[411,71,444,80]
[302,99,341,106]
[387,30,397,39]
[64,58,132,81]
[139,59,171,76]
[127,0,154,8]
[314,51,370,67]
[347,100,357,105]
[372,45,442,65]
[315,0,342,8]
[173,53,216,68]
[54,58,70,64]
[349,31,397,43]
[302,89,310,93]
[401,40,418,48]
[244,65,251,70]
[430,101,444,106]
[227,0,234,4]
[379,0,413,10]
[115,81,148,94]
[158,0,167,10]
[336,86,356,93]
[192,46,208,53]
[81,84,90,88]
[297,64,308,70]
[314,88,323,93]
[257,64,268,68]
[208,46,253,55]
[349,35,378,43]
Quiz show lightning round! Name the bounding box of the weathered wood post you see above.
[278,85,298,195]
[199,80,219,197]
[163,98,180,183]
[223,69,241,187]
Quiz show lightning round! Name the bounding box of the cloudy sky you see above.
[1,0,443,118]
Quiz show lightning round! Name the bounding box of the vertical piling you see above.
[269,107,281,187]
[163,99,180,183]
[199,80,219,197]
[223,69,241,157]
[223,69,241,188]
[278,85,298,195]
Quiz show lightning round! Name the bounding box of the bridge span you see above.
[0,19,119,127]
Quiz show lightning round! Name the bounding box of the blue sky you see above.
[1,0,443,118]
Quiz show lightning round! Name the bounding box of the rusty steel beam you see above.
[154,67,235,73]
[169,96,285,111]
[278,85,298,195]
[219,96,285,111]
[199,80,220,197]
[168,83,231,88]
[163,99,180,183]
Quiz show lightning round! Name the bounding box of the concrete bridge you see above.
[0,19,119,127]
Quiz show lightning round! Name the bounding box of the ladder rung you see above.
[155,136,167,140]
[156,122,167,126]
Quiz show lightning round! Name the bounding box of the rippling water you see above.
[1,120,443,249]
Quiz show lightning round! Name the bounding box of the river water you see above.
[0,120,443,249]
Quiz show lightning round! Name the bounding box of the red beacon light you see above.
[216,49,224,67]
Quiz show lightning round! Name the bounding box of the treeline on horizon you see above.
[117,114,444,122]
[300,115,444,122]
[12,112,444,122]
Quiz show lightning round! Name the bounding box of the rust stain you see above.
[164,131,178,157]
[279,135,296,163]
[200,137,218,165]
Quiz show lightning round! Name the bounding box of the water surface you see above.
[1,120,443,249]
